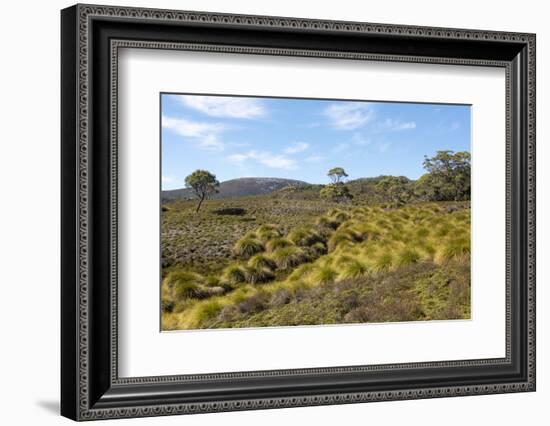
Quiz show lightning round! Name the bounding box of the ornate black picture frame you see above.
[61,4,536,421]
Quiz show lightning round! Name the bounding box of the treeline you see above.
[316,150,470,207]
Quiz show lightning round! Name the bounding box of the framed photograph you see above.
[61,4,536,421]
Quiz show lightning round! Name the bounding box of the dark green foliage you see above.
[416,150,471,201]
[320,183,353,203]
[184,169,220,213]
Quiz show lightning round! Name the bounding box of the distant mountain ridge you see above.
[162,177,309,201]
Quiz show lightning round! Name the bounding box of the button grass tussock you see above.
[162,198,471,329]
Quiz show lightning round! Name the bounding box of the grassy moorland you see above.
[161,197,470,330]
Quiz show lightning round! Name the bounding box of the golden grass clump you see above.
[308,265,338,285]
[255,224,283,243]
[395,248,421,267]
[338,259,369,280]
[435,237,471,263]
[265,237,294,253]
[248,253,277,271]
[233,237,264,258]
[221,263,246,285]
[243,265,275,285]
[271,246,309,270]
[287,226,324,247]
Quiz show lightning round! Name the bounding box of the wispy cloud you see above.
[162,115,226,151]
[175,95,266,119]
[377,118,416,131]
[162,175,174,184]
[284,142,309,154]
[228,150,297,170]
[324,102,375,130]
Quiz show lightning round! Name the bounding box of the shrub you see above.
[233,237,264,257]
[287,227,323,247]
[271,246,308,270]
[265,237,294,253]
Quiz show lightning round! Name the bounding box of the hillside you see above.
[162,177,309,201]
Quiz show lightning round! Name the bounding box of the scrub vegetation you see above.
[161,150,471,330]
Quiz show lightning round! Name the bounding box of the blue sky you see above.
[161,94,470,190]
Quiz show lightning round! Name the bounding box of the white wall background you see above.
[0,0,546,424]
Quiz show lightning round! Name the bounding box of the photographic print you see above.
[160,94,471,331]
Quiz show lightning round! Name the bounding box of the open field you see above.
[161,196,471,330]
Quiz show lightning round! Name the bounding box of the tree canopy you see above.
[184,169,220,213]
[327,167,348,184]
[416,150,471,201]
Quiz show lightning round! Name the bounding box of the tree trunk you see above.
[196,194,205,213]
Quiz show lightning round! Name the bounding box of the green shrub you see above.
[233,237,264,257]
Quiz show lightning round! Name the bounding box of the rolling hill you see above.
[162,177,309,201]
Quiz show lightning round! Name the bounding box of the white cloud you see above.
[161,176,174,184]
[176,95,266,119]
[378,118,416,131]
[284,142,309,154]
[228,150,297,170]
[324,102,375,130]
[162,115,226,151]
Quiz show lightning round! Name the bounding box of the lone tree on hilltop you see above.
[327,167,348,184]
[321,167,353,203]
[184,169,220,213]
